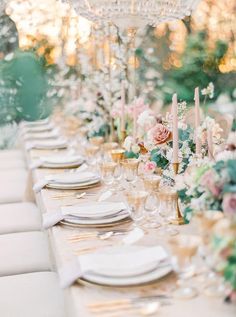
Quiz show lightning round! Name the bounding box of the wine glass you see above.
[194,210,225,297]
[156,187,179,236]
[99,161,117,188]
[121,158,139,189]
[168,234,202,299]
[102,142,119,160]
[142,174,161,228]
[89,136,104,146]
[84,145,100,168]
[125,190,148,227]
[110,149,125,190]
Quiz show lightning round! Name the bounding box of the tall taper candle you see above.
[121,81,125,132]
[194,87,201,156]
[172,93,179,163]
[207,127,214,160]
[133,100,137,140]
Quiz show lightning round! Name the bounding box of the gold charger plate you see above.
[40,161,84,169]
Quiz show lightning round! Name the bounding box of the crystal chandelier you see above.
[69,0,201,29]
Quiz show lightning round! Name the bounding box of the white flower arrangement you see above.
[201,82,214,99]
[137,110,156,134]
[123,136,141,154]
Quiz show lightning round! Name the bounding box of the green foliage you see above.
[124,151,139,159]
[90,123,110,138]
[137,26,235,105]
[163,30,230,103]
[150,148,169,169]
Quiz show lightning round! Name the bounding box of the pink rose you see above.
[222,193,236,216]
[148,123,171,145]
[144,161,157,173]
[201,169,222,197]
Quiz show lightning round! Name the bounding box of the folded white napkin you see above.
[43,201,126,229]
[29,159,43,170]
[33,179,50,193]
[58,245,168,288]
[43,211,64,229]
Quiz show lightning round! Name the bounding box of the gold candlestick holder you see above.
[120,130,126,144]
[170,162,185,225]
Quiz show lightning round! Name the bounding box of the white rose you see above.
[131,144,140,154]
[123,136,134,152]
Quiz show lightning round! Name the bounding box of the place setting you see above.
[29,153,85,169]
[58,245,173,289]
[25,137,69,151]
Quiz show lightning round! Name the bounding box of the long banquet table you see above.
[25,146,235,317]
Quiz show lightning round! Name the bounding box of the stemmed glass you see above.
[99,161,117,189]
[168,234,202,299]
[84,145,100,168]
[102,142,119,160]
[121,158,139,189]
[89,136,104,146]
[194,210,225,297]
[125,190,148,227]
[142,174,161,228]
[110,149,125,190]
[156,188,179,236]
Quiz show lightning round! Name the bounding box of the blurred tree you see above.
[0,14,53,123]
[0,14,19,56]
[163,30,231,103]
[1,50,51,122]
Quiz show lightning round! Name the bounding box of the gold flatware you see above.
[88,295,169,309]
[74,244,113,255]
[88,301,161,316]
[68,230,129,242]
[51,192,96,199]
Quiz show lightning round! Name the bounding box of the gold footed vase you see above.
[170,162,185,225]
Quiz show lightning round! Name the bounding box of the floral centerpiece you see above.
[212,218,236,303]
[178,159,236,222]
[122,99,198,177]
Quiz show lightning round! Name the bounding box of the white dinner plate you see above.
[24,123,54,133]
[24,130,60,141]
[46,178,101,190]
[22,118,50,127]
[62,202,126,218]
[46,172,99,184]
[41,155,84,168]
[64,211,129,225]
[27,139,68,150]
[81,264,172,287]
[78,246,172,287]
